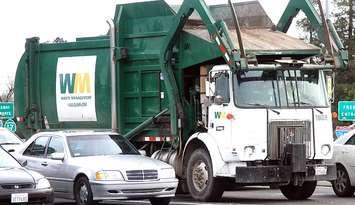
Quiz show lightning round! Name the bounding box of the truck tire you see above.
[279,181,316,200]
[186,149,224,201]
[332,165,354,197]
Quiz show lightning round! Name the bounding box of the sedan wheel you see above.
[74,177,96,205]
[332,165,354,197]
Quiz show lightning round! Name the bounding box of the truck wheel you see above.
[149,197,171,205]
[74,176,96,205]
[279,181,316,200]
[332,165,354,197]
[186,149,224,201]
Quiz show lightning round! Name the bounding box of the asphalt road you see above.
[55,183,355,205]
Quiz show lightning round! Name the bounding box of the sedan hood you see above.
[0,167,35,184]
[71,155,171,171]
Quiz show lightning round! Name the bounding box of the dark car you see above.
[0,147,53,204]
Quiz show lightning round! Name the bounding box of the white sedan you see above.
[331,129,355,197]
[0,127,23,152]
[15,131,178,205]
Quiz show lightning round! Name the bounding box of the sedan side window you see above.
[345,135,355,145]
[47,137,65,157]
[23,136,49,157]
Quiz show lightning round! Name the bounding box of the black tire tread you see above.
[186,149,224,202]
[331,165,354,197]
[74,176,96,205]
[279,181,317,200]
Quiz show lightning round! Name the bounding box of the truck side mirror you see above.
[214,95,224,105]
[325,74,334,103]
[205,80,215,97]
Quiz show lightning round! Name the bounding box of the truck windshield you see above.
[233,69,328,108]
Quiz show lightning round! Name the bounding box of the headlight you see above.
[321,144,331,156]
[95,171,124,181]
[244,146,255,157]
[159,168,175,179]
[36,178,51,189]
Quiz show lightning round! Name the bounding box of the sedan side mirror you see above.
[51,153,65,161]
[21,160,28,167]
[138,150,146,156]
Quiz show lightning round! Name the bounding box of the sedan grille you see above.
[1,183,34,189]
[126,170,158,181]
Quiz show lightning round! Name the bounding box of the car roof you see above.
[34,130,119,137]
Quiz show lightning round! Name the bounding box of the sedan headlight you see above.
[36,178,51,189]
[159,168,175,179]
[95,171,124,181]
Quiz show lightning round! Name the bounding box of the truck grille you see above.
[126,170,158,181]
[268,121,311,160]
[1,183,34,190]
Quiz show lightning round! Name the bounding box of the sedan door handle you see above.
[41,162,48,167]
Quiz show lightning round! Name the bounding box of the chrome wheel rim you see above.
[192,160,208,192]
[335,169,347,193]
[79,183,88,203]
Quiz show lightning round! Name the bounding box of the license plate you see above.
[315,166,327,176]
[11,193,28,203]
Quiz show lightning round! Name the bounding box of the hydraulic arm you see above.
[160,0,246,149]
[277,0,349,69]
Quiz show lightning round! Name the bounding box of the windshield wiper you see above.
[289,102,323,114]
[246,103,280,115]
[290,101,312,106]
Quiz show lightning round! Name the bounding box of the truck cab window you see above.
[214,73,230,103]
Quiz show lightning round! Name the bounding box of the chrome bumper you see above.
[90,179,178,201]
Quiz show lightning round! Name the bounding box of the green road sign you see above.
[338,101,355,121]
[0,102,14,119]
[4,119,16,132]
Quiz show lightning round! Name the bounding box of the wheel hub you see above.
[79,184,88,203]
[335,169,347,192]
[192,161,208,192]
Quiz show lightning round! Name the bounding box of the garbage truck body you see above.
[15,0,349,201]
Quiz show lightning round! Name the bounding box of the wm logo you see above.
[59,73,91,94]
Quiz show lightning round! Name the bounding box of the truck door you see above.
[208,71,233,159]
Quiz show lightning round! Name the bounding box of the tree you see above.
[333,0,354,55]
[0,80,14,102]
[296,0,321,46]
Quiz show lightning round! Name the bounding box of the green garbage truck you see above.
[14,0,348,201]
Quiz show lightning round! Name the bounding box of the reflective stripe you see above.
[144,136,173,142]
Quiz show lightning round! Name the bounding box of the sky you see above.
[0,0,330,92]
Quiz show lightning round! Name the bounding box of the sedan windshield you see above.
[67,134,139,157]
[234,69,328,108]
[0,148,21,168]
[0,129,22,145]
